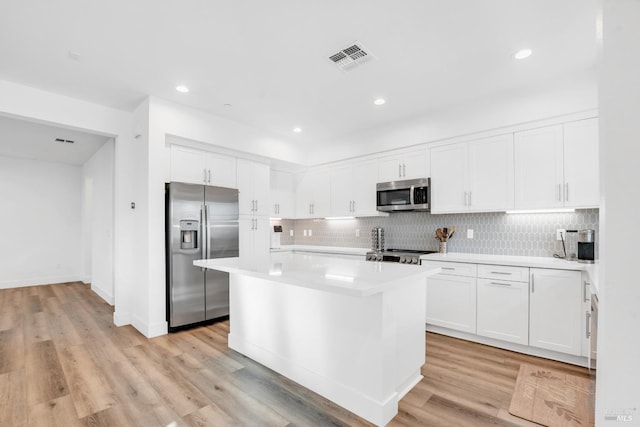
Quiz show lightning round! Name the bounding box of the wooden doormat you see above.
[509,364,595,427]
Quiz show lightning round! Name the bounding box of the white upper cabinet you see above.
[171,145,237,188]
[563,118,599,208]
[431,134,514,213]
[378,148,429,182]
[514,125,564,209]
[514,119,599,210]
[237,159,270,217]
[330,160,381,217]
[270,169,296,218]
[295,169,331,218]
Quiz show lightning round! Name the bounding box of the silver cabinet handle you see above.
[531,274,535,293]
[441,267,455,270]
[312,203,315,214]
[586,311,592,338]
[203,169,207,184]
[583,281,590,302]
[255,200,258,212]
[402,163,406,177]
[565,183,569,202]
[491,271,512,275]
[490,282,512,286]
[468,191,472,206]
[398,164,402,178]
[352,200,356,212]
[557,184,562,202]
[208,169,211,184]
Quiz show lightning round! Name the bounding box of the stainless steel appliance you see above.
[270,225,282,249]
[376,178,430,212]
[589,293,598,371]
[365,249,437,264]
[166,182,239,330]
[371,227,385,252]
[578,229,596,263]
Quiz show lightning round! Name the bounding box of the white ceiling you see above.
[0,115,111,165]
[0,0,597,146]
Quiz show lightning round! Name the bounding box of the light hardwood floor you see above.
[0,282,594,426]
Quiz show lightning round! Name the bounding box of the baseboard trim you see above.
[91,285,114,305]
[131,314,168,338]
[113,311,131,327]
[0,275,83,289]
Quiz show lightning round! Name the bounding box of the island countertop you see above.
[194,252,439,297]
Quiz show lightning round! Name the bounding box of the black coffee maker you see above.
[578,229,595,264]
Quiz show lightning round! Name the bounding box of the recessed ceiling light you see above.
[374,98,386,106]
[175,85,189,93]
[293,127,302,133]
[223,103,233,107]
[513,49,533,60]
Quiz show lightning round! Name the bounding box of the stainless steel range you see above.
[365,249,437,265]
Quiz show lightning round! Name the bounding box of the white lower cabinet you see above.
[424,261,477,334]
[477,278,529,345]
[239,216,270,269]
[529,268,582,356]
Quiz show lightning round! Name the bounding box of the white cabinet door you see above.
[477,278,529,345]
[514,125,564,209]
[402,148,429,180]
[237,160,270,216]
[171,145,208,185]
[469,134,514,211]
[529,268,582,356]
[378,148,429,182]
[431,143,468,213]
[563,118,599,208]
[239,216,271,269]
[237,160,255,215]
[352,160,380,216]
[207,153,237,189]
[330,166,353,217]
[425,274,477,334]
[270,169,295,218]
[295,170,331,218]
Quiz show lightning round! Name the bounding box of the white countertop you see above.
[421,252,599,294]
[271,245,369,256]
[195,252,439,297]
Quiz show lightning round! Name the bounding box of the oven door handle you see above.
[410,185,415,206]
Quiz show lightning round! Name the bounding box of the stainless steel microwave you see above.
[376,178,430,212]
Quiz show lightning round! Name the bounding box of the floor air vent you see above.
[328,42,373,71]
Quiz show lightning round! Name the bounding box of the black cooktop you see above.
[383,249,438,255]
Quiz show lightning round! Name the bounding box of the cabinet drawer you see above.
[422,261,477,277]
[477,264,529,282]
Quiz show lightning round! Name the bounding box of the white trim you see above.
[113,311,131,327]
[131,314,168,338]
[426,324,588,367]
[0,275,83,289]
[91,285,114,305]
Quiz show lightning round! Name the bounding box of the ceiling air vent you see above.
[328,42,373,71]
[55,138,75,144]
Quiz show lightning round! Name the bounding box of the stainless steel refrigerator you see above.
[165,182,239,330]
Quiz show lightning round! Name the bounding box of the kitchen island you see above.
[194,253,439,426]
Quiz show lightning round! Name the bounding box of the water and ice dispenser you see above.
[179,220,199,250]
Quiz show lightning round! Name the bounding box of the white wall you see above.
[0,80,138,328]
[82,139,115,304]
[595,0,640,423]
[0,155,82,288]
[309,72,598,164]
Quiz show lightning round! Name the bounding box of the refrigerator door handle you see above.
[205,204,211,259]
[200,206,206,270]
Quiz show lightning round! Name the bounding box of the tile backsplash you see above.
[271,209,599,258]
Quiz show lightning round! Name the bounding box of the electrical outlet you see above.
[556,229,566,241]
[308,229,312,237]
[467,229,474,239]
[289,229,294,237]
[355,229,360,237]
[303,229,307,237]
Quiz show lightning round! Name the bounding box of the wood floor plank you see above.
[57,344,118,418]
[0,327,25,374]
[0,370,28,427]
[28,395,84,427]
[25,340,69,406]
[23,311,52,345]
[123,344,211,417]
